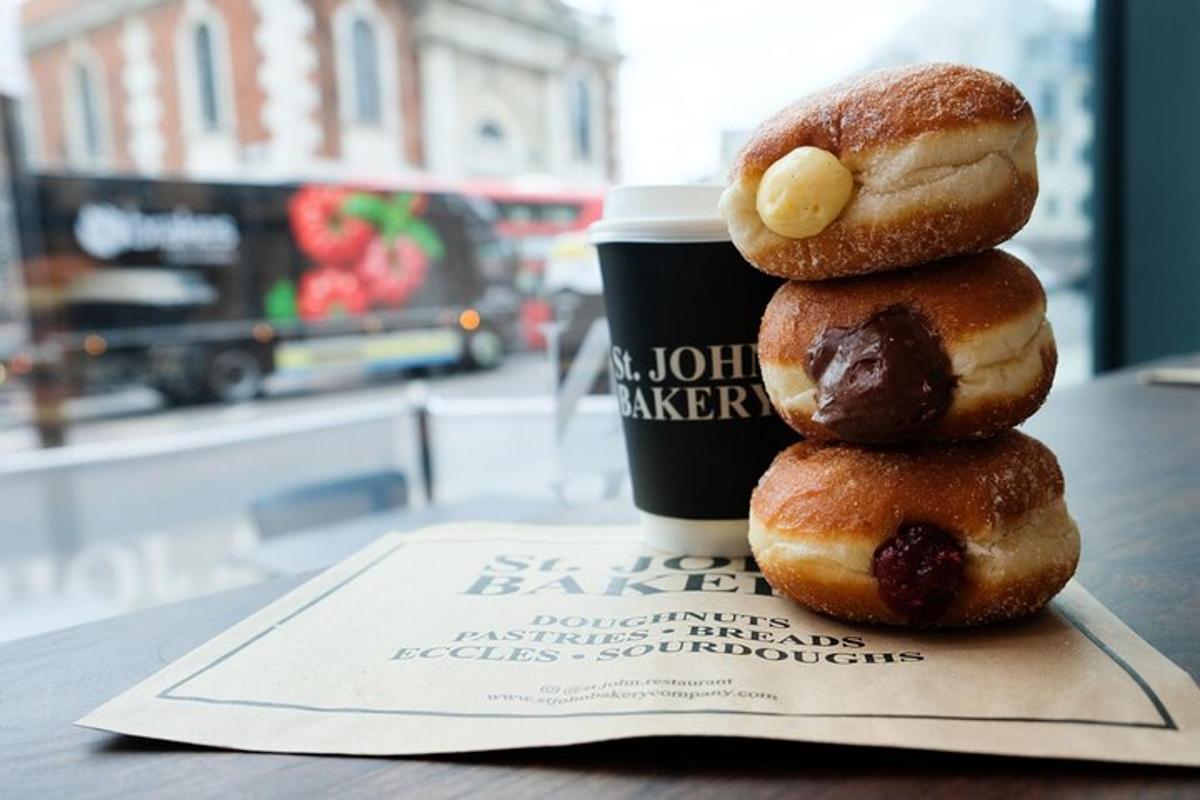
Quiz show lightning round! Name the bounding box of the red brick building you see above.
[19,0,620,184]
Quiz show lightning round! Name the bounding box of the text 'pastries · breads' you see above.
[748,432,1080,628]
[757,249,1057,444]
[720,63,1038,280]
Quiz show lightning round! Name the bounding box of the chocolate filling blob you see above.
[804,305,955,443]
[873,522,965,624]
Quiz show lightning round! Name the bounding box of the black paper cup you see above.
[589,185,795,556]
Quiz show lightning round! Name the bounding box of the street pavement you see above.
[0,352,557,452]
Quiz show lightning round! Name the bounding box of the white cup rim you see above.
[589,183,731,244]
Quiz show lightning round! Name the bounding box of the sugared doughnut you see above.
[758,249,1056,444]
[720,63,1037,280]
[749,432,1080,628]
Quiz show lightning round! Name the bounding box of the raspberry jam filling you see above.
[872,522,965,624]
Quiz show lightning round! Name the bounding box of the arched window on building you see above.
[63,44,109,167]
[19,84,43,166]
[175,4,237,173]
[570,76,592,161]
[192,21,221,132]
[470,112,522,175]
[74,61,103,160]
[478,119,505,144]
[176,5,235,139]
[474,118,509,172]
[332,0,403,167]
[350,16,382,125]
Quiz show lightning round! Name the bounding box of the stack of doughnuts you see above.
[720,63,1079,628]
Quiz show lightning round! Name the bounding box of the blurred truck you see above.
[19,175,519,404]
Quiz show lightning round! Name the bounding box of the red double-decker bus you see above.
[459,182,604,349]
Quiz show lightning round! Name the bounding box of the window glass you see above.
[544,204,579,224]
[351,17,382,125]
[478,119,504,142]
[194,22,220,131]
[1042,82,1059,118]
[0,0,1097,644]
[75,62,101,158]
[571,77,591,159]
[0,101,23,353]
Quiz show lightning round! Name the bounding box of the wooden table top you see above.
[2,365,1198,798]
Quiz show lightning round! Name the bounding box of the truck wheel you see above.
[465,327,505,370]
[205,348,263,403]
[158,382,203,407]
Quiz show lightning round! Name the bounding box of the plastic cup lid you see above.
[588,184,730,244]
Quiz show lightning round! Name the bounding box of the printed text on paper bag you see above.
[387,552,925,666]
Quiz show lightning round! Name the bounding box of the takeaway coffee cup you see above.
[589,185,794,556]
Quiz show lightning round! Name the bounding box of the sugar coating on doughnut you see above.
[752,433,1063,537]
[748,432,1080,628]
[720,63,1038,280]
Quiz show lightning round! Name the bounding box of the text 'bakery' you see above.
[719,63,1080,628]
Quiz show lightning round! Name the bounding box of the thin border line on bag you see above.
[155,537,1177,731]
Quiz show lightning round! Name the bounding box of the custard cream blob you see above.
[755,146,854,238]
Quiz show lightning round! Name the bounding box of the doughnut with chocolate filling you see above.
[758,249,1056,443]
[720,63,1037,280]
[748,432,1080,628]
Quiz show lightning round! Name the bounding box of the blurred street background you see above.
[1,0,1098,640]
